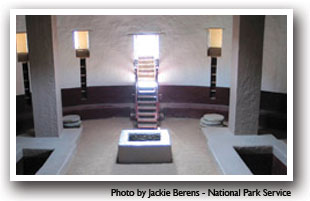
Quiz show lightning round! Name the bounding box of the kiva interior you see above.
[16,15,287,176]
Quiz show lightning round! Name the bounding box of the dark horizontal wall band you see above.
[16,86,287,139]
[61,86,135,107]
[61,85,230,106]
[16,95,34,135]
[260,91,287,113]
[161,103,229,120]
[17,86,287,114]
[60,86,286,129]
[62,103,229,120]
[61,86,286,112]
[17,85,287,121]
[63,104,132,120]
[159,86,229,105]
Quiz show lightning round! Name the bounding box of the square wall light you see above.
[207,28,223,57]
[73,30,90,58]
[16,32,29,62]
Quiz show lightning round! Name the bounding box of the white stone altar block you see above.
[118,129,172,163]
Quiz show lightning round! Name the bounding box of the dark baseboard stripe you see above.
[60,86,286,112]
[62,102,229,120]
[16,86,287,136]
[260,91,287,112]
[61,85,230,107]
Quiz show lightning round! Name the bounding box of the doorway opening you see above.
[133,34,159,60]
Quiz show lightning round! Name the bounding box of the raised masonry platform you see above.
[118,129,172,163]
[16,127,82,175]
[202,126,287,175]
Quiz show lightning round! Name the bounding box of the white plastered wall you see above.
[16,15,287,95]
[261,15,287,93]
[16,15,26,95]
[55,15,233,89]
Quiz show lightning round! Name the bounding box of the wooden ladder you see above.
[135,56,159,129]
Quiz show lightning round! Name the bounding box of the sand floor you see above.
[66,117,221,175]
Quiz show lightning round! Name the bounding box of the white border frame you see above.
[10,9,293,181]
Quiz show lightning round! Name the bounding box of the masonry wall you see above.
[16,15,27,95]
[261,15,287,93]
[16,15,287,95]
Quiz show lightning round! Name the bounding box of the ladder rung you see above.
[138,61,154,64]
[138,86,157,90]
[138,78,156,81]
[138,65,155,69]
[137,106,157,110]
[137,112,157,116]
[138,91,156,94]
[138,72,155,75]
[138,76,155,79]
[137,95,157,98]
[137,98,157,102]
[138,69,155,73]
[138,115,157,120]
[138,118,157,122]
[138,56,154,59]
[138,62,154,65]
[137,75,155,78]
[137,103,157,108]
[137,100,157,104]
[137,124,157,129]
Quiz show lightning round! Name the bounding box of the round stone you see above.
[200,121,222,127]
[202,114,224,122]
[200,118,222,126]
[63,115,81,124]
[64,120,81,128]
[200,118,222,124]
[200,122,207,127]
